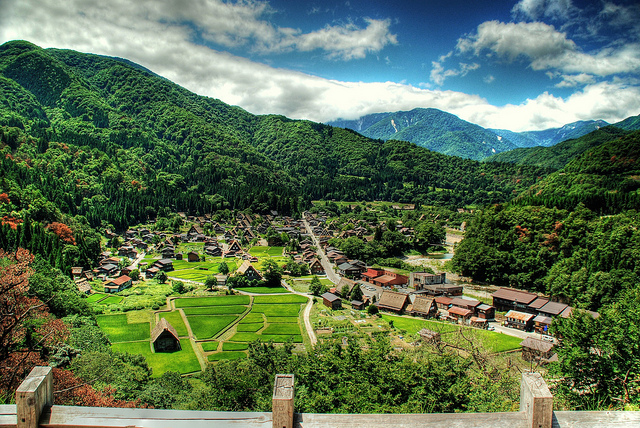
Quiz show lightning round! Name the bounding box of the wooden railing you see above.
[0,367,638,428]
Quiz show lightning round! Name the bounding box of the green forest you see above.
[1,40,639,414]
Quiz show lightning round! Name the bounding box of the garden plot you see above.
[159,311,188,336]
[112,339,200,376]
[182,306,247,315]
[186,315,239,340]
[96,314,150,343]
[174,295,250,308]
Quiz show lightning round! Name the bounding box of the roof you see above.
[373,274,397,285]
[533,315,553,324]
[411,296,435,314]
[505,310,535,322]
[520,337,554,353]
[450,297,481,308]
[321,292,341,303]
[528,297,550,309]
[492,287,538,304]
[151,318,180,343]
[435,296,453,305]
[157,259,173,265]
[377,290,407,311]
[71,267,83,275]
[477,304,493,311]
[237,260,261,276]
[538,301,569,316]
[336,278,357,295]
[448,306,472,317]
[100,263,118,271]
[337,262,357,271]
[108,275,131,286]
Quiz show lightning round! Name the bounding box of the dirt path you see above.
[280,279,317,346]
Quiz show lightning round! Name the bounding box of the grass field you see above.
[207,351,247,361]
[235,286,290,294]
[187,315,238,339]
[159,312,188,336]
[381,314,523,353]
[248,246,284,257]
[112,339,200,376]
[182,306,247,315]
[262,323,301,335]
[251,304,301,317]
[200,341,219,352]
[239,313,265,323]
[175,295,250,308]
[96,314,150,343]
[86,293,107,303]
[229,332,303,343]
[253,294,308,304]
[236,323,263,332]
[265,316,299,323]
[97,295,124,305]
[222,342,249,351]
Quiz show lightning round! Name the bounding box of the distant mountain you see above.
[490,120,609,148]
[328,108,518,161]
[483,126,631,170]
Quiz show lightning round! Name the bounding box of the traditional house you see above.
[527,297,549,313]
[309,258,324,275]
[227,240,242,253]
[75,279,91,294]
[537,301,569,318]
[71,266,83,280]
[338,262,361,278]
[469,316,488,328]
[450,297,482,313]
[154,259,174,272]
[161,247,175,259]
[532,315,553,334]
[520,337,556,363]
[205,246,222,257]
[504,310,535,331]
[336,278,358,298]
[118,245,137,258]
[409,296,436,318]
[492,287,539,313]
[237,260,262,281]
[414,283,463,296]
[476,304,496,320]
[151,318,181,352]
[321,292,342,310]
[351,300,366,310]
[96,263,118,277]
[376,290,408,314]
[187,225,204,237]
[145,266,160,279]
[187,251,200,262]
[362,268,408,287]
[447,306,472,323]
[435,296,453,311]
[104,275,132,293]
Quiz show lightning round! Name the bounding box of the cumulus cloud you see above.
[430,54,480,86]
[0,0,638,132]
[554,73,596,87]
[457,20,640,76]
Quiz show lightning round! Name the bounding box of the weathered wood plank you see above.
[272,374,294,428]
[553,411,640,427]
[16,367,53,428]
[520,372,553,428]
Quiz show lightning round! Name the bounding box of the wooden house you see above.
[104,275,132,293]
[151,318,181,352]
[409,296,436,318]
[321,292,342,310]
[227,240,242,253]
[520,337,556,363]
[492,288,538,313]
[187,251,200,262]
[309,258,324,275]
[351,300,366,310]
[205,246,222,257]
[376,290,408,314]
[71,266,83,280]
[435,296,453,310]
[410,272,446,289]
[237,261,262,281]
[447,306,472,323]
[504,310,535,331]
[476,304,495,320]
[418,328,441,344]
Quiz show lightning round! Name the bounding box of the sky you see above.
[1,0,640,131]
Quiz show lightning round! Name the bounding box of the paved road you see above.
[488,321,555,343]
[301,214,340,284]
[130,251,146,269]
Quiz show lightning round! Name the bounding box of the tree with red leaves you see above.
[46,222,76,245]
[0,248,67,394]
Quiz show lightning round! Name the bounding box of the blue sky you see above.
[1,0,639,131]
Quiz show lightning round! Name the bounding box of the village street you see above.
[301,213,339,284]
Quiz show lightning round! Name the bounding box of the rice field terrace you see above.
[97,294,310,375]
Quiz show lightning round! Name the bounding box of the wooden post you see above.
[272,374,294,428]
[16,366,53,428]
[520,372,553,428]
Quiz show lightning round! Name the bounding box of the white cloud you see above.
[554,73,596,87]
[512,0,576,21]
[0,0,638,132]
[484,75,495,84]
[430,57,480,86]
[457,20,640,76]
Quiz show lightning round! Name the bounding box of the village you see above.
[61,203,600,373]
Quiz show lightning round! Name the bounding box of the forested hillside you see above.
[483,126,630,170]
[0,40,548,231]
[489,120,610,148]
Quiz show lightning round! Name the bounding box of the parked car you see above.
[487,326,495,331]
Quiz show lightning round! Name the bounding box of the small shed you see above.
[151,318,181,352]
[418,328,441,344]
[187,251,200,262]
[520,337,556,363]
[351,300,365,310]
[321,292,342,310]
